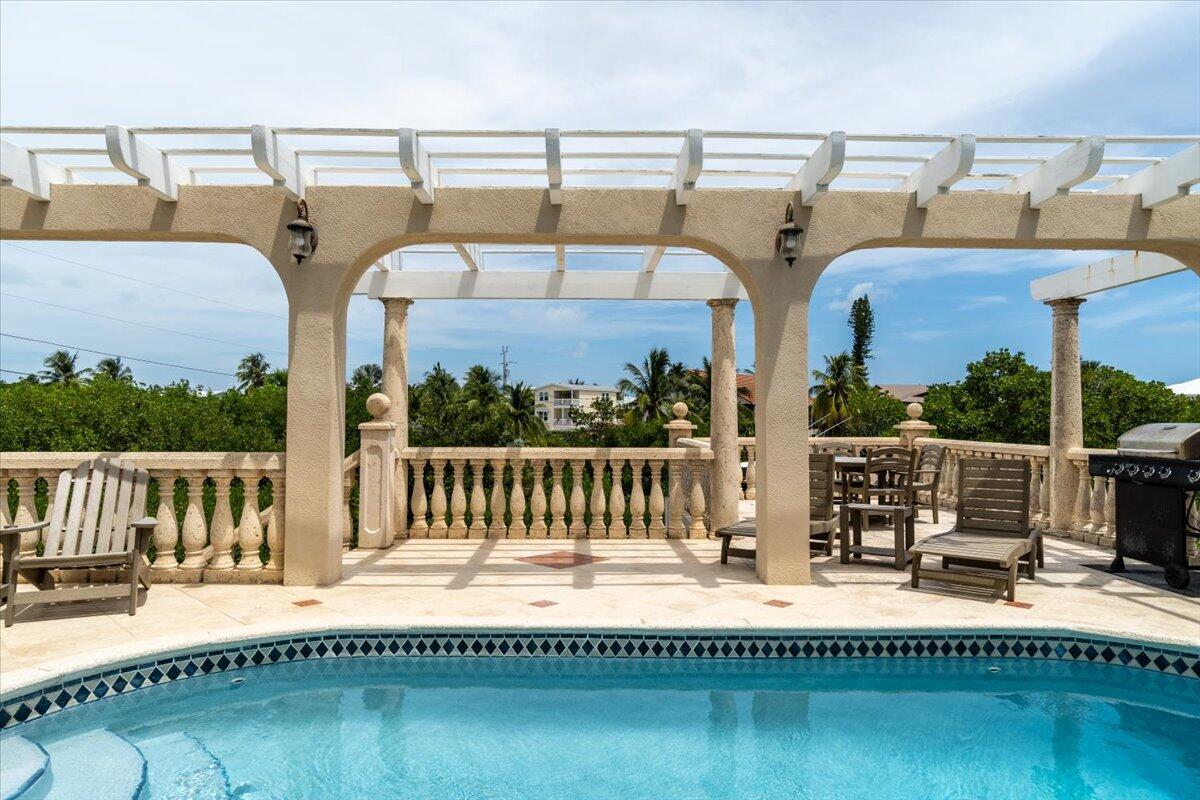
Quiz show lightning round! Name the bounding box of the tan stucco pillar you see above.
[1047,298,1085,533]
[283,284,349,585]
[381,298,412,540]
[707,298,740,531]
[751,261,819,585]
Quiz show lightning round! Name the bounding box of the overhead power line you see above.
[0,291,288,356]
[0,332,235,378]
[0,242,287,320]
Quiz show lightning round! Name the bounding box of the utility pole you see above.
[500,346,513,387]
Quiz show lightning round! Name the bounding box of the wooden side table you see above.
[839,502,915,570]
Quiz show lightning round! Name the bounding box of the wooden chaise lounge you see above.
[716,453,837,562]
[1,457,156,626]
[908,457,1043,602]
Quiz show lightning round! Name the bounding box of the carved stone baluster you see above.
[342,474,354,547]
[179,472,209,571]
[448,459,468,537]
[150,473,179,573]
[1071,461,1090,541]
[687,463,708,538]
[264,479,285,574]
[1028,462,1043,529]
[667,461,685,539]
[468,459,487,538]
[549,460,568,538]
[586,460,606,539]
[488,459,508,538]
[506,459,527,538]
[237,474,264,571]
[1038,461,1050,529]
[429,459,449,538]
[206,473,236,573]
[646,460,667,538]
[529,460,548,537]
[408,459,429,538]
[1087,474,1106,539]
[12,474,40,555]
[1102,477,1116,548]
[568,460,587,539]
[744,446,757,501]
[629,459,648,538]
[607,459,627,539]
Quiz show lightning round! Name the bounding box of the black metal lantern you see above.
[286,199,318,265]
[775,202,803,267]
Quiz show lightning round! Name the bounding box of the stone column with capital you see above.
[1047,298,1085,534]
[707,298,740,531]
[381,297,412,539]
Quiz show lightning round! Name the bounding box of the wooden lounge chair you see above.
[716,454,838,562]
[1,458,156,626]
[908,457,1044,602]
[908,444,946,523]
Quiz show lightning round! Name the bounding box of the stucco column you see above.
[381,297,412,540]
[752,267,815,585]
[707,298,740,531]
[283,283,348,586]
[1047,298,1085,533]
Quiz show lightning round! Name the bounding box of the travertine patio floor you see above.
[2,509,1197,694]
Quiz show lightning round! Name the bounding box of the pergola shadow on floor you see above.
[3,508,1197,690]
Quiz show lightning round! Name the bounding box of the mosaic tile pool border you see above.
[3,629,1198,729]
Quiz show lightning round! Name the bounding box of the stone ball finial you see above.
[366,392,392,420]
[672,401,689,420]
[906,402,923,420]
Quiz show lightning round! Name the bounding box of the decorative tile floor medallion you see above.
[517,551,609,569]
[530,600,558,608]
[764,600,794,608]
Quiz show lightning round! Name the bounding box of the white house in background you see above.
[1169,378,1200,395]
[534,383,622,430]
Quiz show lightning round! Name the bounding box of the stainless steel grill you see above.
[1116,422,1200,460]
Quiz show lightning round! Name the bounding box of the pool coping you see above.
[3,623,1198,730]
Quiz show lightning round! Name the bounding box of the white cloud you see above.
[899,329,948,343]
[828,282,876,312]
[571,341,589,359]
[960,295,1009,309]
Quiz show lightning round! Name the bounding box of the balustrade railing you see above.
[1067,447,1118,548]
[400,446,713,539]
[1,452,287,584]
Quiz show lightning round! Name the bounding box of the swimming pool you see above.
[2,630,1198,799]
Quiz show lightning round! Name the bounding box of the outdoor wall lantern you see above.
[286,199,318,265]
[775,202,804,267]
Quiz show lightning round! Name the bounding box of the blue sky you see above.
[1,0,1197,390]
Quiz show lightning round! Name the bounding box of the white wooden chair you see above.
[1,458,156,626]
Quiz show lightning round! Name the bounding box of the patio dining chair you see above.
[1,457,156,626]
[908,444,946,523]
[844,446,916,507]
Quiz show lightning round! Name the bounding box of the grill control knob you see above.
[1157,467,1172,480]
[1188,470,1200,484]
[1142,465,1156,478]
[1113,464,1125,475]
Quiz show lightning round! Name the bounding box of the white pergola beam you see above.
[1100,144,1199,209]
[900,134,975,207]
[1030,251,1188,301]
[354,270,747,301]
[1005,136,1105,208]
[398,128,435,204]
[670,128,703,206]
[545,128,563,205]
[786,131,845,206]
[104,125,180,201]
[642,245,666,272]
[453,243,483,270]
[0,139,67,201]
[250,125,302,200]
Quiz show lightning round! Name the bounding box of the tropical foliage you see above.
[810,352,867,433]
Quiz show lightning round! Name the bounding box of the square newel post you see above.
[894,403,935,448]
[356,393,397,548]
[707,298,740,531]
[1047,298,1085,534]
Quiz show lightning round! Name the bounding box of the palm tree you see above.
[38,350,90,385]
[810,351,867,433]
[505,381,545,444]
[94,356,133,382]
[462,365,502,408]
[236,353,270,392]
[422,363,459,407]
[351,363,382,392]
[266,368,288,388]
[617,347,674,421]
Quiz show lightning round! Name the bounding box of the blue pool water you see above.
[3,656,1199,799]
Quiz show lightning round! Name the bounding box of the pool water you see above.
[4,657,1199,799]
